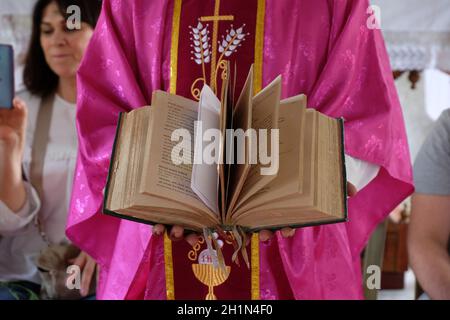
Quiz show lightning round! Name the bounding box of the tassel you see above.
[203,228,218,268]
[203,228,227,273]
[217,226,240,266]
[211,231,227,275]
[238,226,250,269]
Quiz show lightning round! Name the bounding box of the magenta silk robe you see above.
[67,0,414,299]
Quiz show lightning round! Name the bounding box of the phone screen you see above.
[0,44,15,109]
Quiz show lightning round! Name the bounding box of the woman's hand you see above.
[69,251,97,297]
[153,182,358,245]
[0,98,28,211]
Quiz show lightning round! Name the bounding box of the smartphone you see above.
[0,44,15,109]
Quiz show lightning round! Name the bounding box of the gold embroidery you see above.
[170,0,183,95]
[224,231,235,245]
[189,0,249,100]
[192,264,231,300]
[251,233,260,300]
[188,236,205,261]
[163,231,175,300]
[165,0,183,300]
[250,1,265,300]
[253,0,265,95]
[199,0,234,93]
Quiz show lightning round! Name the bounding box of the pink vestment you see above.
[67,0,414,299]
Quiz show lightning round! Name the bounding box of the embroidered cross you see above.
[199,0,234,91]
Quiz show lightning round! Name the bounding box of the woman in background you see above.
[0,0,102,300]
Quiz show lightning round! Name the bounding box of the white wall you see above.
[0,0,36,15]
[0,0,37,91]
[395,70,450,162]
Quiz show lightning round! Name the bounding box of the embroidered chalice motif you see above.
[191,233,230,300]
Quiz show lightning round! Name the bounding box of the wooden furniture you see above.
[381,219,409,289]
[362,203,410,299]
[363,220,388,300]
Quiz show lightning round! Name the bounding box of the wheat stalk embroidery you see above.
[218,24,248,58]
[190,22,211,82]
[189,22,249,100]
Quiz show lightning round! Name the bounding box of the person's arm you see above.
[409,194,450,300]
[0,98,41,235]
[0,174,26,212]
[0,180,41,235]
[409,110,450,300]
[0,98,27,211]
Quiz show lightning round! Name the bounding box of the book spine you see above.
[338,117,349,222]
[102,112,124,216]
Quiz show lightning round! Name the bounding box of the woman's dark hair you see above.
[23,0,102,97]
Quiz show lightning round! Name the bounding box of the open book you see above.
[103,66,347,233]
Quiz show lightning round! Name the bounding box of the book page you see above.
[127,193,219,230]
[233,76,282,210]
[140,91,214,217]
[125,107,151,209]
[106,106,219,229]
[107,112,130,212]
[232,95,306,216]
[235,110,317,219]
[191,84,221,215]
[225,66,254,218]
[316,113,345,218]
[218,63,232,221]
[235,112,347,230]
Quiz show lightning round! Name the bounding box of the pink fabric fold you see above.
[67,0,413,300]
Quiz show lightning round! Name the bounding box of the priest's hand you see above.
[152,182,358,245]
[152,224,202,247]
[152,224,297,246]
